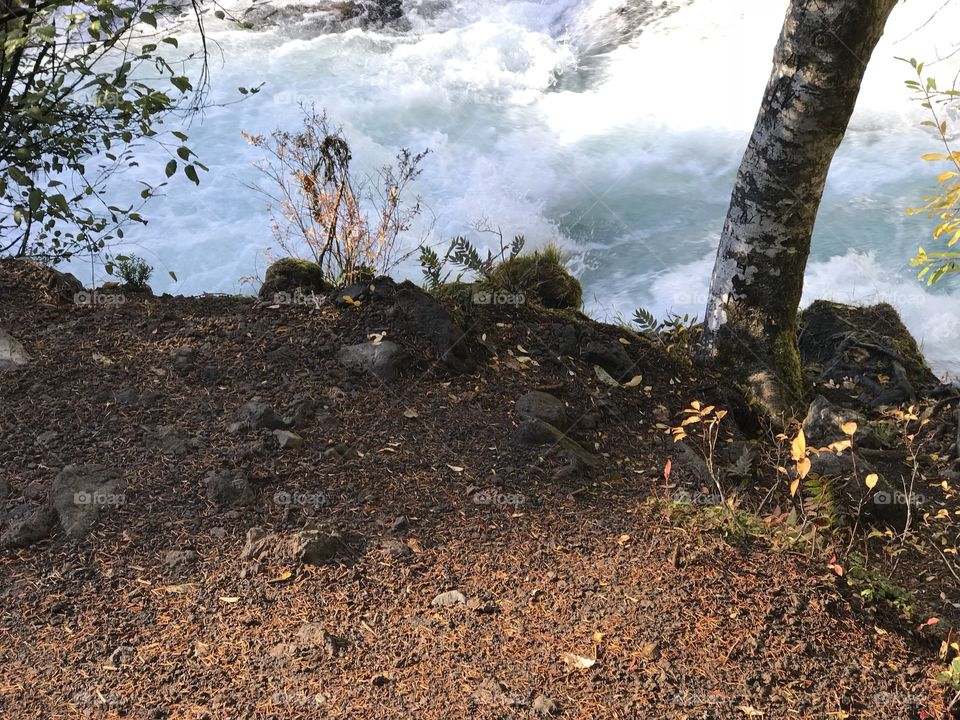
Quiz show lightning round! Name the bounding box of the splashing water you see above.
[64,0,960,376]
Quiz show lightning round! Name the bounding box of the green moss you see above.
[259,258,332,300]
[486,243,582,310]
[772,325,804,405]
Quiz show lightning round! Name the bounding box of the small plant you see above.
[901,57,960,284]
[670,402,744,531]
[633,308,699,355]
[246,106,427,285]
[936,656,960,713]
[113,255,153,290]
[420,232,525,292]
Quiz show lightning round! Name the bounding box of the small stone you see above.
[532,695,558,716]
[241,397,286,430]
[431,590,467,608]
[164,550,198,568]
[378,539,412,559]
[581,339,634,382]
[36,431,59,446]
[0,329,30,370]
[114,387,139,406]
[204,471,251,508]
[170,346,197,371]
[273,430,304,450]
[337,340,410,381]
[51,464,126,539]
[513,419,562,447]
[0,507,56,548]
[515,391,567,430]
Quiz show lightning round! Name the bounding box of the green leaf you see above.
[176,146,191,161]
[165,159,177,177]
[171,76,192,93]
[141,11,157,27]
[184,165,199,185]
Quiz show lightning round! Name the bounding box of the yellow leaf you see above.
[447,465,465,473]
[623,375,643,388]
[403,408,419,419]
[690,400,702,411]
[617,534,630,545]
[617,337,631,345]
[790,430,806,461]
[796,457,811,480]
[922,153,948,161]
[827,439,852,453]
[790,478,800,497]
[267,570,294,585]
[593,631,605,644]
[840,421,858,437]
[681,416,701,426]
[865,473,879,490]
[220,596,241,603]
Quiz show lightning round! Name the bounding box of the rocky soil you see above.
[1,258,959,719]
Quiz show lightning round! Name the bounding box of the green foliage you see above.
[113,254,153,289]
[936,657,960,692]
[0,0,258,264]
[901,56,960,284]
[846,553,914,615]
[419,233,524,292]
[633,308,698,354]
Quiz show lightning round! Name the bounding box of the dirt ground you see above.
[1,259,958,719]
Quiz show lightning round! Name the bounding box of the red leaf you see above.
[663,458,673,483]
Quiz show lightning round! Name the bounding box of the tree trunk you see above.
[700,0,898,418]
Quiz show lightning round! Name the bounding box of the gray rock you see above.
[0,507,56,548]
[431,590,467,608]
[240,397,286,430]
[0,329,29,370]
[532,695,559,716]
[164,550,199,567]
[240,527,344,574]
[51,464,126,538]
[35,431,58,446]
[337,340,410,380]
[114,387,139,406]
[205,471,252,508]
[515,391,567,430]
[154,425,193,455]
[273,430,304,450]
[802,396,879,449]
[170,346,197,371]
[513,419,562,447]
[378,539,412,559]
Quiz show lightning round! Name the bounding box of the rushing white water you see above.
[66,0,960,376]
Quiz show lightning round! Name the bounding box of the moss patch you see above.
[259,258,332,300]
[485,244,582,310]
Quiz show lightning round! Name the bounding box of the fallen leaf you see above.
[623,375,643,388]
[220,596,241,603]
[447,465,465,473]
[594,365,620,387]
[617,337,631,345]
[737,706,764,717]
[560,652,595,670]
[403,408,419,419]
[841,421,858,437]
[267,570,293,585]
[617,534,630,545]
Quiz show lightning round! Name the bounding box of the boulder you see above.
[51,464,126,539]
[373,278,478,373]
[799,301,940,406]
